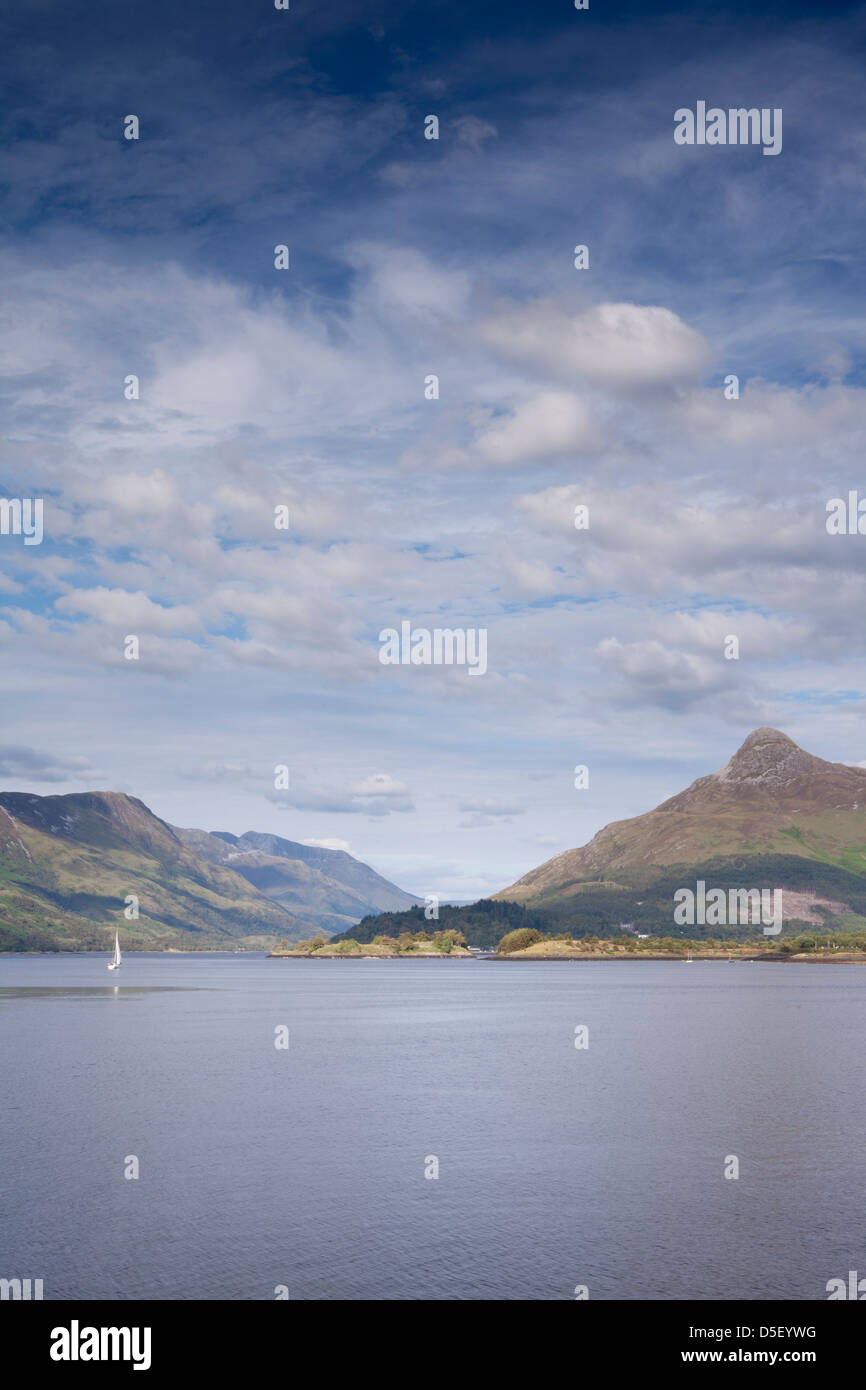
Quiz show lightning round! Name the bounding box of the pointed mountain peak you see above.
[714,727,820,788]
[498,726,866,905]
[737,726,796,752]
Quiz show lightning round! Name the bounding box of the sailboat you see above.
[107,930,122,971]
[684,950,694,964]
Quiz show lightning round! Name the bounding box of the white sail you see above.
[108,930,122,969]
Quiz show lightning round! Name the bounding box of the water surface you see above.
[1,953,863,1300]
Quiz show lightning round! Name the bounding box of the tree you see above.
[498,927,543,954]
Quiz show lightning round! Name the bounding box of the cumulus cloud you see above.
[475,391,602,465]
[478,301,713,390]
[348,243,471,321]
[1,4,864,896]
[54,588,202,636]
[678,379,866,449]
[596,636,767,719]
[269,773,415,817]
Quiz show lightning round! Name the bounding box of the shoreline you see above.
[6,949,866,964]
[268,950,866,964]
[266,950,475,959]
[488,952,866,963]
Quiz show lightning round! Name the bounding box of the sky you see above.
[1,0,865,900]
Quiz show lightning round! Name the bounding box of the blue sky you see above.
[1,0,866,898]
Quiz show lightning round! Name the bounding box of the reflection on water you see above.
[0,985,203,1000]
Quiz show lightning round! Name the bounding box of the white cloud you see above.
[54,588,202,636]
[349,243,471,321]
[596,636,766,718]
[476,391,602,465]
[479,301,712,390]
[270,773,415,818]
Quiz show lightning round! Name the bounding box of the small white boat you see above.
[684,951,694,964]
[107,930,122,971]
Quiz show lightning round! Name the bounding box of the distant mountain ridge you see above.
[0,789,417,951]
[173,826,419,935]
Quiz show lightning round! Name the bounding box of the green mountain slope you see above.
[352,729,866,946]
[495,728,866,915]
[0,791,310,951]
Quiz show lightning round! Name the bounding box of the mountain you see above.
[0,790,310,951]
[8,730,860,953]
[493,728,866,932]
[173,827,420,935]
